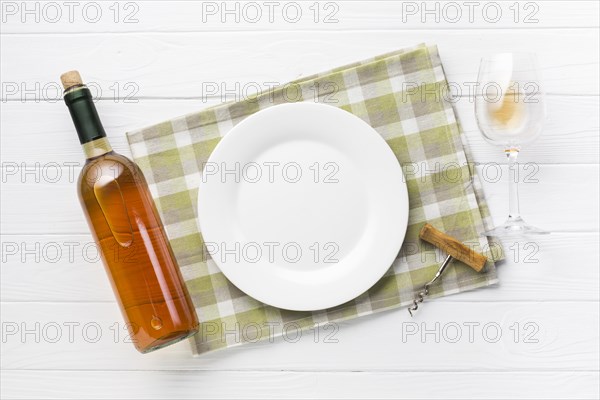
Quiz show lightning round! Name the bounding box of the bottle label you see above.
[82,137,113,159]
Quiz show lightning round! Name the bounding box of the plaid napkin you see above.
[127,44,501,354]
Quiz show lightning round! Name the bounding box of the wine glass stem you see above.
[506,149,521,220]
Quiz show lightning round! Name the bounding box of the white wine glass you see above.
[475,53,548,236]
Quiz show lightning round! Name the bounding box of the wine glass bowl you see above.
[475,53,546,147]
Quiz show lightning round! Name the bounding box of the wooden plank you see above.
[1,301,597,371]
[1,233,598,302]
[2,96,598,165]
[0,234,112,302]
[1,30,598,99]
[1,370,598,399]
[1,164,598,234]
[480,165,599,233]
[2,1,598,33]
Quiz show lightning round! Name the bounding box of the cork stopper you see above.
[60,70,83,90]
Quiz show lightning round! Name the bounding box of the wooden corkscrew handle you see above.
[419,223,487,272]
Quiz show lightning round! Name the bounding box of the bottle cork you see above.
[60,70,83,90]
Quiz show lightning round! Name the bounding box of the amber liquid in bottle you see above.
[62,71,198,353]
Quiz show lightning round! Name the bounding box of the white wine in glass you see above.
[475,53,548,236]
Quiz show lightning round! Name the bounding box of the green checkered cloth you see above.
[127,43,501,355]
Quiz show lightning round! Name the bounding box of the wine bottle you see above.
[61,71,199,353]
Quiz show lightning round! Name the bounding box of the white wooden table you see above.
[1,1,599,398]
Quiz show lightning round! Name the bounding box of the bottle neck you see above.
[63,85,112,159]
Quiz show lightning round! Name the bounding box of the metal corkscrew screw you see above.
[408,224,488,317]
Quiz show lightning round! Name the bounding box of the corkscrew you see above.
[408,223,488,316]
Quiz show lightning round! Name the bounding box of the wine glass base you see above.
[483,217,549,237]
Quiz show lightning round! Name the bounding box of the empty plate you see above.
[197,103,409,311]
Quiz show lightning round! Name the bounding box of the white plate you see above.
[197,103,409,311]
